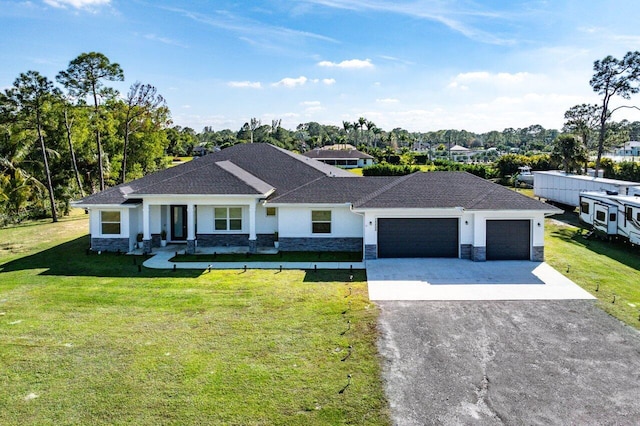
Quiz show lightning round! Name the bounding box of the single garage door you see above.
[378,218,459,258]
[486,220,530,260]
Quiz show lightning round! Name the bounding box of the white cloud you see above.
[272,76,307,88]
[448,71,531,90]
[322,78,336,85]
[301,101,321,106]
[317,58,374,69]
[376,98,399,104]
[228,81,262,89]
[44,0,110,9]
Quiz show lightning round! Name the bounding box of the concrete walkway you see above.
[366,258,595,301]
[141,246,364,270]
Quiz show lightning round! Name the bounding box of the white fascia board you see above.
[351,207,465,214]
[133,193,269,199]
[467,208,560,217]
[264,202,352,208]
[70,202,139,209]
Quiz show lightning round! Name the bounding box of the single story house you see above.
[612,141,640,157]
[302,147,374,169]
[74,143,559,261]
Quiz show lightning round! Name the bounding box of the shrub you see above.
[362,163,420,176]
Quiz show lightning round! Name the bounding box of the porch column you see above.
[186,203,196,254]
[248,202,257,253]
[142,203,152,253]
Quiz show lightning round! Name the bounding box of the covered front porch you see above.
[140,196,277,254]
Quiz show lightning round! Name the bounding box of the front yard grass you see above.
[172,251,363,263]
[545,216,640,329]
[0,219,389,425]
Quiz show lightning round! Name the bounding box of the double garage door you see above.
[378,218,459,258]
[377,218,531,260]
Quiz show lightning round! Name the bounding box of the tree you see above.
[0,126,44,222]
[57,94,86,196]
[1,71,60,222]
[249,117,261,143]
[551,134,586,174]
[57,52,124,191]
[364,119,376,146]
[563,104,600,173]
[590,51,640,176]
[120,81,166,183]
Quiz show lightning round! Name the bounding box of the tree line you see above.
[2,50,639,225]
[0,52,170,225]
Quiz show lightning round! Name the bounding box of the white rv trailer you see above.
[533,170,640,208]
[579,191,640,244]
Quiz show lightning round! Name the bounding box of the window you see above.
[580,202,590,214]
[626,207,633,221]
[610,213,616,222]
[596,210,606,222]
[214,207,242,231]
[312,210,331,234]
[101,211,121,235]
[266,207,276,216]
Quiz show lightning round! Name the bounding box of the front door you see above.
[171,205,188,241]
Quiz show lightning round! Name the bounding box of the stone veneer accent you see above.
[196,234,250,247]
[256,233,276,247]
[364,244,377,260]
[186,239,196,254]
[91,237,129,253]
[460,244,472,260]
[532,246,544,262]
[142,239,152,254]
[278,237,363,252]
[472,246,486,262]
[248,240,257,253]
[151,234,161,248]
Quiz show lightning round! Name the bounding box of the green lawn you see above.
[545,216,640,329]
[0,218,390,425]
[172,251,363,263]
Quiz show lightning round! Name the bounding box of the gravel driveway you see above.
[377,300,640,425]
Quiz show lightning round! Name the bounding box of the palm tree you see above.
[0,127,45,220]
[358,117,367,144]
[364,120,376,146]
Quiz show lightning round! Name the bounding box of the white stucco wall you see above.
[472,210,546,247]
[359,208,546,249]
[89,207,131,238]
[256,204,278,234]
[277,205,363,238]
[139,195,266,235]
[361,208,464,245]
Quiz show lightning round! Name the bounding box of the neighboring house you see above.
[613,141,640,157]
[302,147,374,169]
[449,144,478,161]
[74,143,559,261]
[192,145,219,156]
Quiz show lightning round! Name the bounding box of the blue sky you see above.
[2,0,640,133]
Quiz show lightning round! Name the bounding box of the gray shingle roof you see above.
[353,171,559,211]
[75,144,557,213]
[269,176,397,204]
[75,143,355,206]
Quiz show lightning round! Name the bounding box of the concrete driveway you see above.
[376,300,640,425]
[366,259,595,301]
